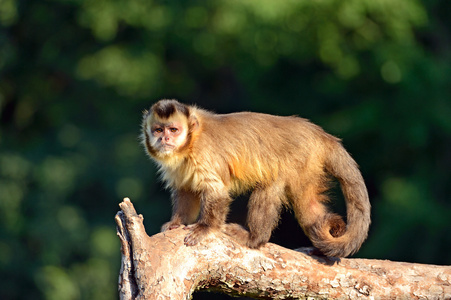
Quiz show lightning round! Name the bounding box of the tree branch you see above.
[115,198,451,299]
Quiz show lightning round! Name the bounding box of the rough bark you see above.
[115,198,451,300]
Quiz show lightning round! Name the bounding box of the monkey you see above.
[141,99,370,257]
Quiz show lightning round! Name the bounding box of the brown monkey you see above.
[141,99,370,257]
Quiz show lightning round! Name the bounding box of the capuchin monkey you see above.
[141,99,370,257]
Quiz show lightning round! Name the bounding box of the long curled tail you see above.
[309,144,371,257]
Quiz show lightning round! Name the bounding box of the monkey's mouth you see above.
[160,143,176,151]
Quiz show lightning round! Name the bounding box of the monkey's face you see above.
[142,101,196,161]
[149,120,188,156]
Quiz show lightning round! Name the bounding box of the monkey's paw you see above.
[161,221,183,232]
[183,223,210,246]
[246,235,268,249]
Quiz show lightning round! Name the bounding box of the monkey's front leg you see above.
[161,189,201,232]
[184,188,231,246]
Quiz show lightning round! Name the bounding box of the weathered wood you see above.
[116,198,451,299]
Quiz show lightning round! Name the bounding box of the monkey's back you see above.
[192,110,339,192]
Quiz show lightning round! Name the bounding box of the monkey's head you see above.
[142,99,198,160]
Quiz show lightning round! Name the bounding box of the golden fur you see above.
[141,99,371,257]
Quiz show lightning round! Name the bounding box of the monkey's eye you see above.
[169,127,178,133]
[154,128,163,133]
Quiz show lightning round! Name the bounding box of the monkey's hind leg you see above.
[245,183,285,249]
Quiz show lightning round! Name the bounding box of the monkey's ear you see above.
[190,115,199,132]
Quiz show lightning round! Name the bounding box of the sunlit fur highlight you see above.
[141,99,371,257]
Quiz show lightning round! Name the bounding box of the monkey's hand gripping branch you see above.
[115,198,451,300]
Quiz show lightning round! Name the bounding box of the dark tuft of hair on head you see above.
[152,99,190,119]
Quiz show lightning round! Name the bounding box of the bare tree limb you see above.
[115,198,451,299]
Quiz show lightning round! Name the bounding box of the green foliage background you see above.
[1,0,450,299]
